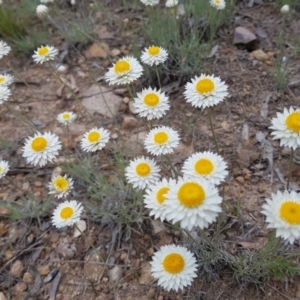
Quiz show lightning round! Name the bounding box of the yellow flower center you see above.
[0,166,2,173]
[60,206,74,220]
[144,93,159,107]
[215,0,221,4]
[163,253,185,274]
[136,162,151,177]
[31,136,48,152]
[114,60,130,73]
[53,176,69,191]
[62,113,70,120]
[87,131,101,143]
[279,201,300,225]
[148,46,160,56]
[285,112,300,133]
[0,77,5,84]
[194,158,214,175]
[38,47,49,56]
[178,182,205,208]
[156,187,169,204]
[196,78,215,94]
[153,132,169,145]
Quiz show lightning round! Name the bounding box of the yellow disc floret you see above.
[286,112,300,133]
[31,137,48,152]
[38,47,49,56]
[60,206,74,219]
[154,132,169,145]
[148,46,160,56]
[62,113,70,120]
[0,77,4,84]
[280,201,300,225]
[156,187,169,204]
[194,158,214,175]
[178,182,205,208]
[196,78,215,94]
[136,162,151,177]
[53,176,68,191]
[88,131,101,143]
[163,253,185,274]
[114,60,130,73]
[144,93,159,106]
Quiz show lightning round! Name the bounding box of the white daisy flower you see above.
[57,112,76,125]
[105,56,143,85]
[48,175,74,199]
[0,160,9,178]
[22,132,62,167]
[184,74,228,109]
[261,190,300,244]
[125,156,161,190]
[270,107,300,150]
[133,87,170,120]
[52,200,83,228]
[182,151,228,185]
[150,244,198,291]
[80,127,110,152]
[0,40,11,60]
[210,0,226,10]
[165,0,178,7]
[144,178,176,221]
[36,4,49,18]
[0,85,11,104]
[32,45,58,64]
[0,74,14,86]
[165,177,222,230]
[140,0,159,6]
[141,46,168,66]
[144,126,180,155]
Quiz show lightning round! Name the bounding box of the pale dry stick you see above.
[47,62,93,120]
[287,148,294,190]
[206,106,220,154]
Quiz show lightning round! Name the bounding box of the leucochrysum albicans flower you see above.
[0,40,11,60]
[32,45,58,64]
[270,107,300,150]
[133,87,170,120]
[182,151,228,185]
[165,0,178,7]
[57,112,76,125]
[80,127,110,152]
[0,74,14,86]
[140,0,159,6]
[141,46,168,66]
[105,56,143,85]
[144,126,180,155]
[210,0,226,10]
[52,200,83,228]
[261,190,300,244]
[184,74,228,109]
[151,244,198,291]
[125,156,160,190]
[36,4,49,18]
[165,177,222,230]
[0,85,11,104]
[48,175,74,199]
[144,178,176,221]
[0,160,9,178]
[22,132,62,167]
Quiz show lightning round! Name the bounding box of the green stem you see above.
[207,107,219,154]
[287,148,294,190]
[155,65,162,89]
[126,84,134,100]
[165,154,179,178]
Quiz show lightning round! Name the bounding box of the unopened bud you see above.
[280,4,289,14]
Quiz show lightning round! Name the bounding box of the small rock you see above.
[84,43,109,59]
[151,219,166,234]
[236,176,245,184]
[147,247,154,256]
[10,260,24,277]
[84,251,107,283]
[38,265,50,276]
[121,115,138,130]
[147,288,156,299]
[250,49,269,62]
[123,97,130,103]
[34,181,43,187]
[233,26,257,50]
[0,292,7,300]
[13,282,27,295]
[120,252,128,261]
[108,266,123,283]
[111,48,121,56]
[73,220,87,238]
[57,240,75,258]
[23,272,35,284]
[128,100,137,114]
[139,262,156,285]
